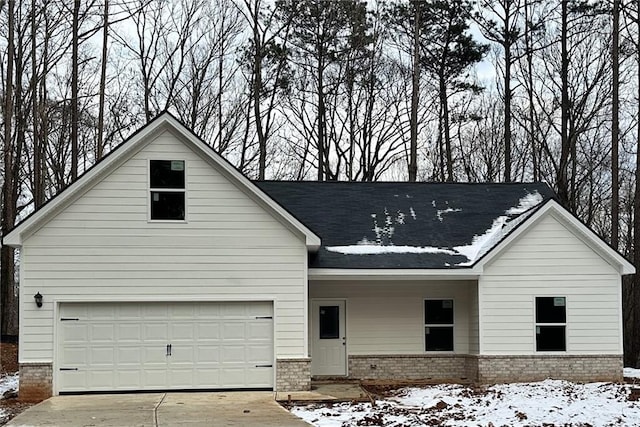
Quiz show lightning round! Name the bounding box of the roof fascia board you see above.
[3,118,168,247]
[308,268,482,281]
[161,115,321,249]
[475,199,635,275]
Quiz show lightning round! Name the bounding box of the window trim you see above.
[423,298,455,353]
[534,296,567,353]
[148,159,188,223]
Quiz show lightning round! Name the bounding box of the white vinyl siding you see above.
[468,282,479,354]
[479,213,622,355]
[19,130,307,364]
[309,280,474,355]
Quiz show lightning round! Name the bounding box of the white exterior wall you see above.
[469,282,479,354]
[19,130,308,363]
[309,280,475,355]
[479,213,622,355]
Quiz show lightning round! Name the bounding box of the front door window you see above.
[319,306,340,339]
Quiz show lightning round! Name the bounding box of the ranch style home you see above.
[3,113,634,401]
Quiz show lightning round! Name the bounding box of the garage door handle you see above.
[255,364,272,368]
[166,344,172,356]
[60,367,78,371]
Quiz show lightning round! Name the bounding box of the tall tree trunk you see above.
[317,46,325,181]
[611,0,619,249]
[71,0,80,181]
[408,0,420,182]
[440,75,453,181]
[251,2,266,180]
[631,0,640,369]
[524,0,538,182]
[32,0,44,208]
[557,0,570,206]
[503,0,512,183]
[97,0,108,160]
[1,0,18,338]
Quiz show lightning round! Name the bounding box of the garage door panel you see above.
[117,305,142,319]
[61,347,87,366]
[142,304,168,319]
[143,323,167,341]
[221,345,246,363]
[90,324,115,342]
[59,371,87,390]
[222,322,246,339]
[89,371,116,388]
[117,347,142,365]
[247,345,272,363]
[169,304,197,319]
[117,323,142,341]
[90,347,115,365]
[143,369,169,388]
[197,323,220,339]
[170,322,196,340]
[142,346,168,364]
[89,305,117,320]
[247,321,272,339]
[116,370,141,388]
[62,323,88,342]
[247,367,273,386]
[195,346,220,363]
[58,302,273,392]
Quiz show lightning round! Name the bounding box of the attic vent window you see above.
[150,160,185,221]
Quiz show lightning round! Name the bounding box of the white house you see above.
[4,113,634,401]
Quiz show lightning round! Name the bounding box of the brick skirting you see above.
[19,363,53,402]
[476,355,623,383]
[276,358,311,391]
[348,354,477,381]
[344,354,622,384]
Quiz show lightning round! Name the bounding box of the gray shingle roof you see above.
[256,182,556,269]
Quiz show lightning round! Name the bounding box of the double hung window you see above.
[150,160,185,221]
[424,299,454,351]
[535,297,566,351]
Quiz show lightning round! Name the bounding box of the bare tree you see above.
[1,0,18,337]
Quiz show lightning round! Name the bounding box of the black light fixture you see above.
[34,292,43,308]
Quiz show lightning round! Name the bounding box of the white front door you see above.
[311,300,346,376]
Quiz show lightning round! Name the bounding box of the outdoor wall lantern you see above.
[34,292,43,308]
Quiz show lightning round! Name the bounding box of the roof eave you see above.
[308,267,482,281]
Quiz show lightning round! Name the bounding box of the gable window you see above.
[424,299,454,351]
[150,160,185,221]
[535,297,566,351]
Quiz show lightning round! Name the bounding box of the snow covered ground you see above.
[625,368,640,379]
[0,373,18,419]
[291,379,640,427]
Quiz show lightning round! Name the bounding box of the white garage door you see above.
[57,301,273,392]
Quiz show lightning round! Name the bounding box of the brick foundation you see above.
[276,358,311,391]
[19,363,53,402]
[343,354,622,384]
[348,355,477,382]
[477,355,623,384]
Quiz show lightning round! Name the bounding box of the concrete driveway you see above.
[6,392,311,427]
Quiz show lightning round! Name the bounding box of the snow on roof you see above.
[454,191,543,265]
[325,191,544,265]
[326,245,457,255]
